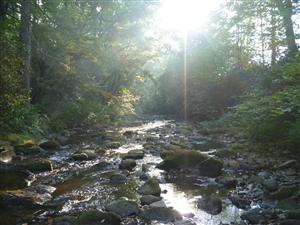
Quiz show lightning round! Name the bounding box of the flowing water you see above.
[0,119,244,225]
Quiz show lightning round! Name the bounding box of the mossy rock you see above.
[0,158,53,172]
[106,199,139,217]
[158,150,223,177]
[137,178,161,196]
[39,140,60,150]
[268,185,300,200]
[74,210,121,225]
[119,159,136,171]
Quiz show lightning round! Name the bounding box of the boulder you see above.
[140,195,162,205]
[157,150,223,177]
[217,177,237,188]
[106,199,139,217]
[109,173,127,184]
[0,158,52,173]
[262,179,278,192]
[0,189,52,207]
[74,210,121,225]
[140,207,182,222]
[105,142,121,149]
[39,140,60,150]
[0,150,16,163]
[228,195,251,209]
[277,160,297,170]
[137,178,161,196]
[150,200,167,208]
[196,196,222,215]
[268,185,300,200]
[119,159,136,171]
[241,208,277,224]
[123,150,144,160]
[72,150,96,161]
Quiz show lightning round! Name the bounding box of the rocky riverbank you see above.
[0,119,299,225]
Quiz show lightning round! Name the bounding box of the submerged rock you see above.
[140,207,182,222]
[137,178,161,196]
[119,159,136,171]
[74,210,121,225]
[217,177,237,188]
[157,150,223,177]
[39,140,60,150]
[106,199,139,217]
[196,196,222,215]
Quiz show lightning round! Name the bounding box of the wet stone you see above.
[140,195,162,205]
[240,208,277,224]
[140,207,182,222]
[123,150,144,160]
[106,199,139,217]
[196,196,222,215]
[39,140,61,150]
[228,195,251,209]
[74,210,121,225]
[138,178,161,196]
[109,173,127,184]
[119,159,136,171]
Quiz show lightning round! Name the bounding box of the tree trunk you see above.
[270,6,277,66]
[275,0,298,56]
[20,0,32,93]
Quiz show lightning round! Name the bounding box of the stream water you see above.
[1,120,244,225]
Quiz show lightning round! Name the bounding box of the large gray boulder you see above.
[106,199,139,217]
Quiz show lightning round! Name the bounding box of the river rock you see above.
[269,185,300,200]
[137,178,161,196]
[105,141,121,149]
[72,150,96,161]
[123,150,144,159]
[150,200,167,208]
[119,159,136,171]
[196,196,222,215]
[228,195,251,209]
[109,173,127,184]
[0,189,52,207]
[0,158,52,172]
[39,140,60,150]
[277,160,297,170]
[106,199,139,217]
[140,195,162,205]
[262,178,278,192]
[74,210,121,225]
[157,150,223,177]
[0,149,16,163]
[140,207,182,222]
[217,177,237,188]
[241,208,277,224]
[279,219,300,225]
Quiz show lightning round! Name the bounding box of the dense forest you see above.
[0,0,299,224]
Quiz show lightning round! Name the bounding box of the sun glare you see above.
[157,0,221,33]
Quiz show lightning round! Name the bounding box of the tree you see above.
[275,0,298,56]
[20,0,32,93]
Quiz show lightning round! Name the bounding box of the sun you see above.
[156,0,221,33]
